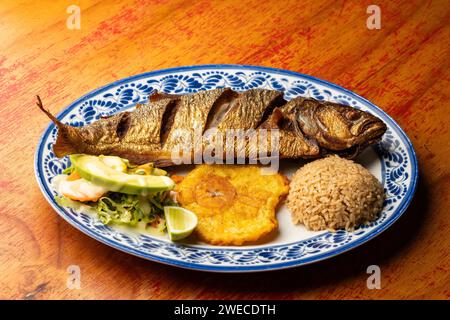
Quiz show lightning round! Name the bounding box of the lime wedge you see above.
[164,206,198,241]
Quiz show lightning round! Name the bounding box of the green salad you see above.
[54,154,177,233]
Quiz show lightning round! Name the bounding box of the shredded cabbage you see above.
[55,195,81,209]
[57,157,175,230]
[94,192,175,227]
[55,191,174,229]
[55,195,95,214]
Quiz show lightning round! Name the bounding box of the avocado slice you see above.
[70,154,174,195]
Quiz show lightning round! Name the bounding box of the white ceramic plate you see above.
[35,65,418,272]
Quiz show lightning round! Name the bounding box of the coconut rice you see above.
[286,155,384,231]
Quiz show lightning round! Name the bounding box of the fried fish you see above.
[37,89,386,166]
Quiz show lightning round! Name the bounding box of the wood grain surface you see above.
[0,0,449,299]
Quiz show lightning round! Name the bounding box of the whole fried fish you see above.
[37,89,386,166]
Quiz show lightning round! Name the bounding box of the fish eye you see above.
[344,110,361,121]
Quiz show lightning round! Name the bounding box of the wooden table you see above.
[1,0,449,300]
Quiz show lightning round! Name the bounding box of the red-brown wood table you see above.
[0,0,449,299]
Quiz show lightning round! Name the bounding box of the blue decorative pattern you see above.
[35,65,418,272]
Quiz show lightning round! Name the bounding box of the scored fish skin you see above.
[162,89,227,152]
[37,89,387,165]
[215,89,284,131]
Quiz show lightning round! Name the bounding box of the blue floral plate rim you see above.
[35,64,418,272]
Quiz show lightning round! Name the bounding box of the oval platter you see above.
[35,65,418,272]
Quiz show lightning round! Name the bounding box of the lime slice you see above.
[164,206,198,241]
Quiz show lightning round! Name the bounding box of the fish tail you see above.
[36,95,79,157]
[36,95,63,127]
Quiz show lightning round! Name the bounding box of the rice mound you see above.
[287,155,384,231]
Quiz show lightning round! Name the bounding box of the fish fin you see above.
[149,90,180,102]
[36,95,79,157]
[153,159,175,167]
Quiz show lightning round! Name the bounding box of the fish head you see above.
[295,100,387,154]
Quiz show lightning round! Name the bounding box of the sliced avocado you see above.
[98,155,127,172]
[70,154,174,195]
